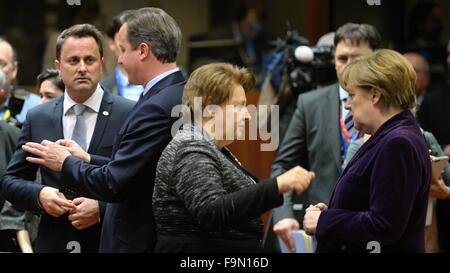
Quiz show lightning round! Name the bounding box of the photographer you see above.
[270,23,381,252]
[258,30,335,142]
[0,38,40,128]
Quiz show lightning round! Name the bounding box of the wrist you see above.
[37,187,47,213]
[276,177,289,194]
[84,152,91,163]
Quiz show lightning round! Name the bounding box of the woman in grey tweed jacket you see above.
[153,63,315,253]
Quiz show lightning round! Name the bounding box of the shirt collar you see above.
[142,68,180,96]
[63,84,104,115]
[339,85,348,103]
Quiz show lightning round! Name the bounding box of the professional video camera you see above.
[267,28,337,95]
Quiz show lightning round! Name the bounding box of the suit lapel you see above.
[324,84,342,173]
[52,97,64,140]
[88,91,113,154]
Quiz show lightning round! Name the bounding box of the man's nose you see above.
[78,61,87,72]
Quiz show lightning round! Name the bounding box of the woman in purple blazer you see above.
[303,49,432,252]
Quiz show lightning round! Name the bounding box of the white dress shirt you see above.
[339,85,349,119]
[142,67,180,96]
[63,84,104,150]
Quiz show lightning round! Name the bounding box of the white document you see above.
[432,156,448,179]
[278,230,317,253]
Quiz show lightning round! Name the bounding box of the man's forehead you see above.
[60,37,100,56]
[337,39,370,49]
[0,41,13,59]
[118,23,128,36]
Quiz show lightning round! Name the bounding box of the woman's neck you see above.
[370,107,403,134]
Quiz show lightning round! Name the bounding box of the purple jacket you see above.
[316,110,431,253]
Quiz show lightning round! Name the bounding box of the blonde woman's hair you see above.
[341,49,417,110]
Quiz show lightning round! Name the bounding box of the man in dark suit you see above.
[20,8,185,253]
[271,23,382,252]
[1,24,134,252]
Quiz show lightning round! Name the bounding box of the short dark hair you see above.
[123,7,181,63]
[334,23,381,50]
[106,10,134,39]
[37,69,65,92]
[56,24,104,60]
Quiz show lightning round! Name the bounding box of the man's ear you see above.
[100,57,105,73]
[54,59,60,71]
[0,88,6,101]
[11,61,18,80]
[138,42,150,61]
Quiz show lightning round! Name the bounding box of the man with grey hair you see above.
[0,65,8,93]
[21,8,186,252]
[0,38,40,127]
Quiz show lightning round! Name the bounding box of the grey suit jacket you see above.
[271,83,342,223]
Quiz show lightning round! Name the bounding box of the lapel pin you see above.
[103,111,109,116]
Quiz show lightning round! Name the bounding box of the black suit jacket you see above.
[60,71,186,252]
[1,90,134,252]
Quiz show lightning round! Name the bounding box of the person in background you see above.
[0,67,32,252]
[206,2,270,80]
[37,69,65,104]
[101,10,143,101]
[0,38,40,127]
[403,52,430,110]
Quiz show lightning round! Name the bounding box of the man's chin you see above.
[72,85,96,94]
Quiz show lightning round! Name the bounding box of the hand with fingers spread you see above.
[39,186,76,217]
[68,197,100,230]
[56,139,91,163]
[276,166,315,195]
[273,218,300,252]
[22,140,71,172]
[303,205,322,235]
